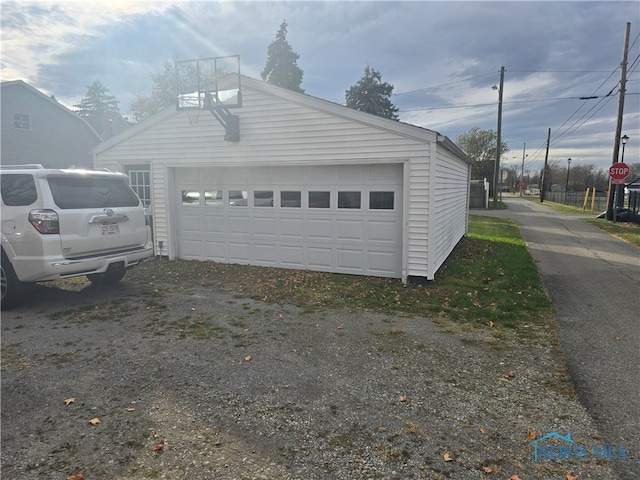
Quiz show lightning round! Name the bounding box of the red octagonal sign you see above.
[609,163,630,184]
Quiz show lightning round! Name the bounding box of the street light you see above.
[492,66,505,209]
[565,158,572,204]
[621,135,629,163]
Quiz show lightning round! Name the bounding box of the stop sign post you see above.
[609,163,630,185]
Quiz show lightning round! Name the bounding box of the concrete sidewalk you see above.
[474,197,639,479]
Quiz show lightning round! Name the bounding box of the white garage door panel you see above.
[204,241,226,260]
[307,218,333,239]
[253,217,277,237]
[229,243,251,263]
[203,215,226,233]
[308,247,333,268]
[337,249,363,270]
[336,220,364,241]
[175,164,403,278]
[228,215,250,234]
[254,244,277,265]
[279,217,304,238]
[369,220,399,243]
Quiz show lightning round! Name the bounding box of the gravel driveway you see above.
[1,271,619,479]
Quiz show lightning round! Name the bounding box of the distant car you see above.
[1,165,154,309]
[596,207,630,221]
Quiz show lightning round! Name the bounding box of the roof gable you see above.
[1,80,102,141]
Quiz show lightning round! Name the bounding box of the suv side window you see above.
[48,177,140,209]
[1,174,38,206]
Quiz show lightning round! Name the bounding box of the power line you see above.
[392,71,496,96]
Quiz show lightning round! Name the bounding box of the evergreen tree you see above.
[74,80,119,117]
[456,127,509,181]
[345,66,399,120]
[261,20,304,93]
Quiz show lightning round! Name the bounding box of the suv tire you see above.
[1,251,23,310]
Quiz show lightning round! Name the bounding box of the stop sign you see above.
[609,163,630,184]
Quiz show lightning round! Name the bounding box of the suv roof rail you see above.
[0,164,45,170]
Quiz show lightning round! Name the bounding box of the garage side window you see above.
[204,190,223,206]
[369,191,394,209]
[281,191,301,208]
[229,190,248,206]
[309,191,330,208]
[254,190,274,207]
[338,191,361,209]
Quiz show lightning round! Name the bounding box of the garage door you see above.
[174,164,403,278]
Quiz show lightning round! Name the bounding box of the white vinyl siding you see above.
[94,76,471,281]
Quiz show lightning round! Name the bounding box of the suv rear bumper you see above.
[13,246,154,282]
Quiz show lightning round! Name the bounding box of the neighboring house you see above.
[94,75,472,282]
[85,111,132,140]
[1,80,102,169]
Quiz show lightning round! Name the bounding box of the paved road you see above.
[475,197,639,479]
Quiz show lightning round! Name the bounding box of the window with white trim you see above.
[13,113,31,130]
[128,170,151,207]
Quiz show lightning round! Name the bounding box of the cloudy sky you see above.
[2,1,639,174]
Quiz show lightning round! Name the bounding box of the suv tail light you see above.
[29,209,60,234]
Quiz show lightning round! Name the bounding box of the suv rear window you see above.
[48,177,140,209]
[1,174,38,206]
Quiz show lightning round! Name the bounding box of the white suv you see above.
[1,165,154,309]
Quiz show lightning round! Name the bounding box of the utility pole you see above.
[492,66,505,209]
[540,128,551,203]
[606,22,630,220]
[520,142,526,197]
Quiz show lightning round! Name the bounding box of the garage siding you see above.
[94,76,471,281]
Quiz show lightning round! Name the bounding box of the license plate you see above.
[101,223,120,235]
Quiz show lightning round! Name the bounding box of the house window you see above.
[13,113,30,130]
[229,190,248,206]
[338,191,361,209]
[128,170,151,207]
[309,191,330,208]
[204,190,223,206]
[370,191,394,209]
[254,190,274,207]
[281,191,301,208]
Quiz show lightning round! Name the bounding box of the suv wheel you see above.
[1,252,22,310]
[86,269,126,285]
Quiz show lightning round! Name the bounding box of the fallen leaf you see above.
[67,472,84,480]
[64,397,75,406]
[506,370,516,378]
[482,466,493,473]
[566,473,578,480]
[337,324,344,330]
[510,476,522,480]
[613,336,620,341]
[399,395,408,402]
[244,355,253,362]
[527,429,536,440]
[488,321,494,327]
[443,452,453,462]
[126,407,136,412]
[479,426,486,434]
[153,444,164,452]
[278,314,284,320]
[88,417,101,425]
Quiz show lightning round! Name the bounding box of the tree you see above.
[261,20,304,93]
[456,127,509,181]
[129,61,201,122]
[74,80,119,117]
[345,66,399,120]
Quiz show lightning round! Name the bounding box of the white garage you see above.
[94,75,471,282]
